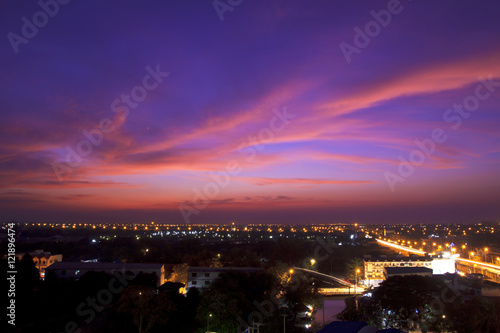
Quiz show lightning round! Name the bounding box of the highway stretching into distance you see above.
[375,239,500,283]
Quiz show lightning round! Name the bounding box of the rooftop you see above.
[188,267,263,273]
[365,256,432,262]
[384,266,433,274]
[46,262,164,270]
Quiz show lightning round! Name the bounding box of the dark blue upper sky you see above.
[1,0,500,224]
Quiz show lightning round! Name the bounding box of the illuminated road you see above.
[375,239,426,255]
[376,238,500,282]
[455,257,500,282]
[293,267,354,287]
[292,267,365,295]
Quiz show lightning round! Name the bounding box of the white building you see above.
[431,258,456,275]
[363,255,455,286]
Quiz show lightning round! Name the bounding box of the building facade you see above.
[187,267,263,291]
[364,255,456,286]
[46,262,166,287]
[383,266,433,279]
[16,250,62,279]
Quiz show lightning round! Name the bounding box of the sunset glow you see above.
[1,0,499,224]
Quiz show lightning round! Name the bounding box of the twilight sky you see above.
[1,0,499,224]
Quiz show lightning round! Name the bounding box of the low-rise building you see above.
[187,267,262,291]
[364,256,433,286]
[46,262,166,287]
[383,266,433,279]
[16,250,62,279]
[363,255,455,286]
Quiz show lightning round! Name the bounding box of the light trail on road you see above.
[455,257,500,272]
[376,238,500,279]
[376,239,426,255]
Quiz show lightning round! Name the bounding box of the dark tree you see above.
[115,285,167,333]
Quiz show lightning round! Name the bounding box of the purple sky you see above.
[1,0,500,224]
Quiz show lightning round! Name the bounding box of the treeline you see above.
[4,254,323,333]
[338,275,500,333]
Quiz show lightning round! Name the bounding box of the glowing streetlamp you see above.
[289,269,294,275]
[354,269,361,309]
[206,313,212,333]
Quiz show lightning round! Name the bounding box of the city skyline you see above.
[1,0,500,224]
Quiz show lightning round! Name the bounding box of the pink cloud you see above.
[316,52,500,118]
[238,176,374,187]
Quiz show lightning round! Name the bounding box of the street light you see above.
[206,313,212,333]
[470,252,475,260]
[311,259,316,266]
[355,269,360,309]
